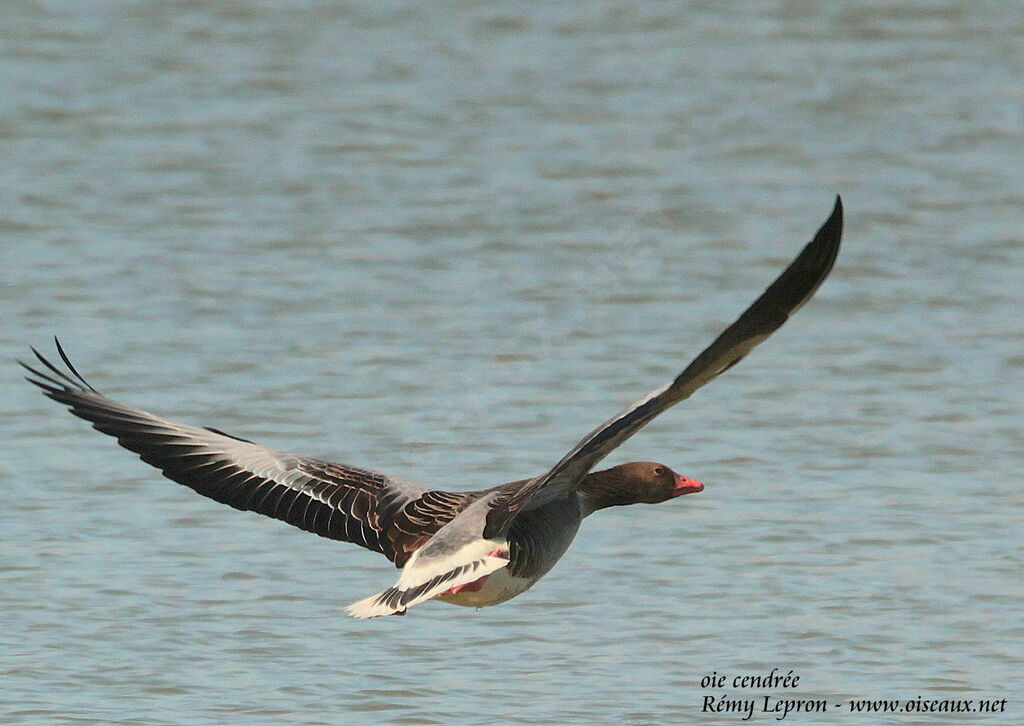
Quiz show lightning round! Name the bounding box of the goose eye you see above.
[654,467,665,476]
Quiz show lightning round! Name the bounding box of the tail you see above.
[345,554,509,619]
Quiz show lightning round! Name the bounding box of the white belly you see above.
[433,567,536,608]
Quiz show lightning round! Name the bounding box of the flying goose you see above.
[22,197,842,618]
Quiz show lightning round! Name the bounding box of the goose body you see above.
[436,492,583,608]
[23,198,842,619]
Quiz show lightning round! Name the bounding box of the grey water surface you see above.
[2,2,1021,724]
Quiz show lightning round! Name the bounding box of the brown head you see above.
[577,461,704,513]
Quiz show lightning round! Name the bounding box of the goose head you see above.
[578,461,703,512]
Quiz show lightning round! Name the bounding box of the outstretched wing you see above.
[22,341,475,567]
[485,196,843,537]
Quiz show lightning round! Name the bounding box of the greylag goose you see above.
[22,197,842,619]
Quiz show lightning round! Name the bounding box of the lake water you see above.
[2,2,1021,724]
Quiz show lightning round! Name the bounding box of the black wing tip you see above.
[21,339,99,395]
[818,195,843,246]
[53,337,98,392]
[801,194,843,279]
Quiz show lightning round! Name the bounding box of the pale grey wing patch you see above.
[484,198,843,537]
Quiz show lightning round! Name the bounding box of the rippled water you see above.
[2,2,1022,724]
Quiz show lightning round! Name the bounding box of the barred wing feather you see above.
[21,342,475,567]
